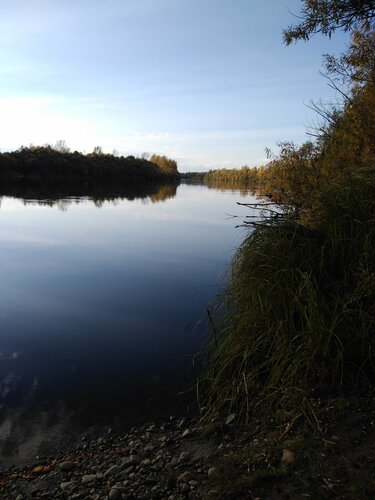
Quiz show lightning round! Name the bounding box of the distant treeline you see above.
[0,145,180,182]
[183,165,268,192]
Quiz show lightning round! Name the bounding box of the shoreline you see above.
[2,396,375,498]
[0,412,220,499]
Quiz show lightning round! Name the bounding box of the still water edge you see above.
[0,182,257,466]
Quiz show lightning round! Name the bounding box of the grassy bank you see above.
[202,169,375,423]
[201,4,375,438]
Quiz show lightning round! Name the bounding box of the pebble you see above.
[104,464,122,477]
[59,460,76,471]
[0,416,217,500]
[81,474,98,483]
[225,413,236,425]
[208,466,217,477]
[108,487,123,499]
[60,481,76,490]
[123,454,140,466]
[180,482,190,493]
[178,471,192,483]
[178,452,190,464]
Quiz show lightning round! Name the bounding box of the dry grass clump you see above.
[202,171,375,423]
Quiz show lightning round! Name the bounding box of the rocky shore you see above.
[2,397,375,499]
[0,414,233,500]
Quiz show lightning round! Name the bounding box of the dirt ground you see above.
[203,397,375,499]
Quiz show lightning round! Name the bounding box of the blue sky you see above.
[0,0,348,171]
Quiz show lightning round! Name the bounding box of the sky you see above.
[0,0,349,172]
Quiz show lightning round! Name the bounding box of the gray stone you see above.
[109,487,122,500]
[180,483,190,493]
[81,474,98,483]
[59,460,76,472]
[208,466,217,477]
[122,454,140,466]
[225,413,236,425]
[60,481,76,490]
[177,471,192,483]
[104,464,122,477]
[177,452,190,464]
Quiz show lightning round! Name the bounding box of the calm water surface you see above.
[0,182,257,465]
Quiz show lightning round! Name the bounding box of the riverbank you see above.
[1,396,375,499]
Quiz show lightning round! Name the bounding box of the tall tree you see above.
[283,0,375,44]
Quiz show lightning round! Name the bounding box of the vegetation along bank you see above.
[198,0,375,497]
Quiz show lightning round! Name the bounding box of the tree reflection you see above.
[0,178,179,210]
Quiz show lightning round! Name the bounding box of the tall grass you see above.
[202,170,375,423]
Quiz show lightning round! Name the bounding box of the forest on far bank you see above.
[0,144,180,182]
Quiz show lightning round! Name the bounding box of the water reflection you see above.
[0,178,179,209]
[0,182,257,467]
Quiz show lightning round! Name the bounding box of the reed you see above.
[202,170,375,423]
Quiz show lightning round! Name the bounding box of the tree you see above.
[54,139,70,153]
[150,154,178,175]
[92,146,103,155]
[323,29,375,85]
[283,0,375,44]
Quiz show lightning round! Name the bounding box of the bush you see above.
[202,169,375,422]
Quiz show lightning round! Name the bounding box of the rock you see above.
[208,466,217,477]
[104,464,122,477]
[59,460,76,472]
[60,481,76,490]
[109,487,122,500]
[81,474,98,483]
[225,413,236,425]
[141,458,151,466]
[180,483,190,493]
[15,496,24,500]
[177,452,190,464]
[123,454,140,466]
[177,471,192,483]
[182,429,192,438]
[281,449,296,465]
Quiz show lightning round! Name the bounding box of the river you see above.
[0,181,257,467]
